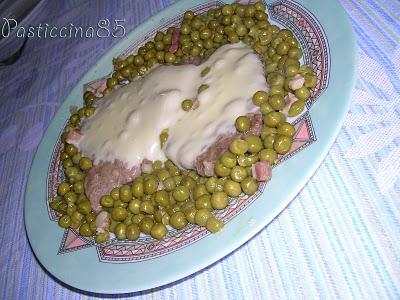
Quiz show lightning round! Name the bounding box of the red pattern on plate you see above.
[50,0,328,263]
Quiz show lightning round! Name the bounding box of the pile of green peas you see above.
[49,2,317,244]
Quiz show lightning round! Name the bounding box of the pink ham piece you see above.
[252,161,272,182]
[95,211,110,233]
[66,130,82,146]
[288,74,305,90]
[169,27,180,54]
[141,159,153,174]
[282,92,298,116]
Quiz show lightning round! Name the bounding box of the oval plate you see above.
[25,0,356,294]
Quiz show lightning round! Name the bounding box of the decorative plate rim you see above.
[24,0,357,294]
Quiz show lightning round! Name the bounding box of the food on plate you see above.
[49,1,317,243]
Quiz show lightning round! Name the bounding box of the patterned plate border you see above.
[47,0,329,263]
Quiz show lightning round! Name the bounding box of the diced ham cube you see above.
[169,28,180,54]
[66,130,82,146]
[252,161,272,182]
[288,74,305,90]
[95,211,110,233]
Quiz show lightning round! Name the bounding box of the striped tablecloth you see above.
[0,0,399,299]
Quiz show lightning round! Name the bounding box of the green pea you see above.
[163,33,172,45]
[62,158,73,168]
[244,135,263,153]
[268,95,284,111]
[235,116,251,132]
[119,184,132,202]
[64,191,77,203]
[191,46,202,57]
[130,180,143,197]
[194,194,211,210]
[195,208,212,226]
[276,42,289,55]
[230,165,248,182]
[261,126,277,140]
[224,179,242,197]
[222,4,234,15]
[288,100,305,117]
[184,207,197,224]
[111,207,128,222]
[170,211,188,230]
[88,220,96,232]
[126,224,140,241]
[229,138,248,155]
[278,122,296,137]
[133,55,144,66]
[198,84,209,93]
[163,177,175,191]
[295,87,311,101]
[132,213,144,224]
[65,144,77,157]
[220,152,237,169]
[70,218,81,229]
[49,199,62,211]
[127,198,140,214]
[95,231,109,244]
[154,190,169,207]
[140,200,155,214]
[214,161,231,177]
[110,187,120,200]
[287,47,302,59]
[264,111,283,128]
[263,133,276,149]
[69,114,80,126]
[139,217,154,234]
[252,90,268,106]
[304,74,317,88]
[201,66,210,77]
[157,169,170,182]
[180,23,191,35]
[151,223,168,240]
[100,195,114,208]
[76,201,91,215]
[172,185,190,202]
[259,148,278,164]
[274,135,293,154]
[269,85,285,96]
[57,182,70,196]
[79,223,92,237]
[193,184,209,200]
[286,65,299,77]
[59,151,69,160]
[58,215,71,228]
[236,24,247,36]
[268,73,285,86]
[206,217,224,233]
[143,176,158,195]
[164,52,176,64]
[124,214,133,226]
[115,223,127,240]
[181,99,193,111]
[85,212,96,223]
[241,177,258,195]
[206,177,217,193]
[71,153,82,165]
[260,102,274,115]
[113,199,127,208]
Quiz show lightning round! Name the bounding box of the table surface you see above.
[0,0,399,299]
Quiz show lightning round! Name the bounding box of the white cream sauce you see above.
[78,42,268,169]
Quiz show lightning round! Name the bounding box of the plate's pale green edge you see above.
[24,0,357,294]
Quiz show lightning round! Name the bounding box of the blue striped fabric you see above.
[0,0,399,299]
